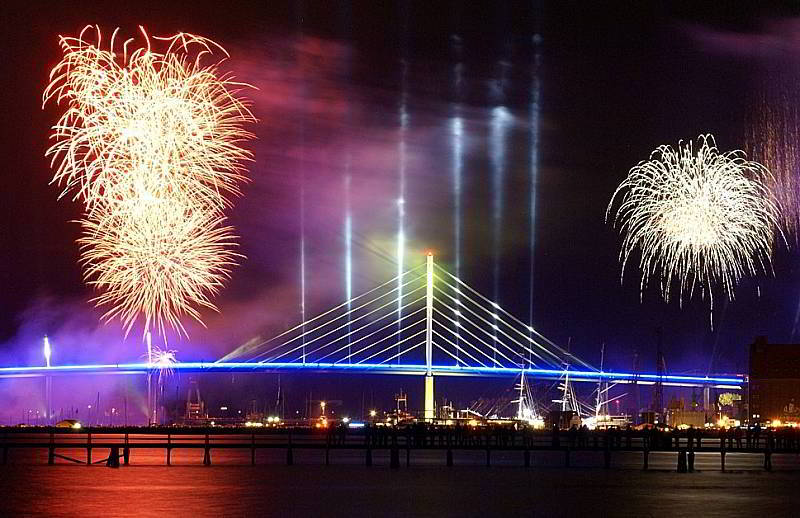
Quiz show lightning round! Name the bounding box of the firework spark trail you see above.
[43,26,255,338]
[607,135,781,313]
[748,97,800,239]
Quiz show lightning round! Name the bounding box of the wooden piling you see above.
[642,448,649,470]
[203,433,211,466]
[390,432,399,469]
[677,450,687,472]
[106,447,120,468]
[48,432,54,465]
[123,433,130,465]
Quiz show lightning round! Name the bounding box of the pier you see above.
[2,425,798,471]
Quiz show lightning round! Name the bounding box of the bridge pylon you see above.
[424,252,435,421]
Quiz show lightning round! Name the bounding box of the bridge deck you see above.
[0,363,744,389]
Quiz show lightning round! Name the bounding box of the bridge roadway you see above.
[2,425,796,471]
[0,362,744,389]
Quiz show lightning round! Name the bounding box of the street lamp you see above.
[43,335,51,368]
[320,401,326,417]
[43,336,52,425]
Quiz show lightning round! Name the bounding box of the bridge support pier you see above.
[424,376,434,421]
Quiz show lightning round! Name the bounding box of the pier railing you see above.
[1,426,797,472]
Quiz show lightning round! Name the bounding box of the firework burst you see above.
[79,195,241,337]
[607,135,782,310]
[43,26,255,212]
[149,345,179,375]
[43,26,255,338]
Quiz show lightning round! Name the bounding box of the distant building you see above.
[749,337,800,424]
[666,396,707,428]
[666,409,706,428]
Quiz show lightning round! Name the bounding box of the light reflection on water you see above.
[1,449,799,517]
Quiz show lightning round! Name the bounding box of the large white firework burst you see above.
[43,26,255,339]
[607,135,782,310]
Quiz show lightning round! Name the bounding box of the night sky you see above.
[3,2,800,417]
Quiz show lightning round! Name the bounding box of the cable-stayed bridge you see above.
[0,253,745,417]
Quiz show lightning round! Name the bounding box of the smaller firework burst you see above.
[150,345,179,374]
[79,193,241,337]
